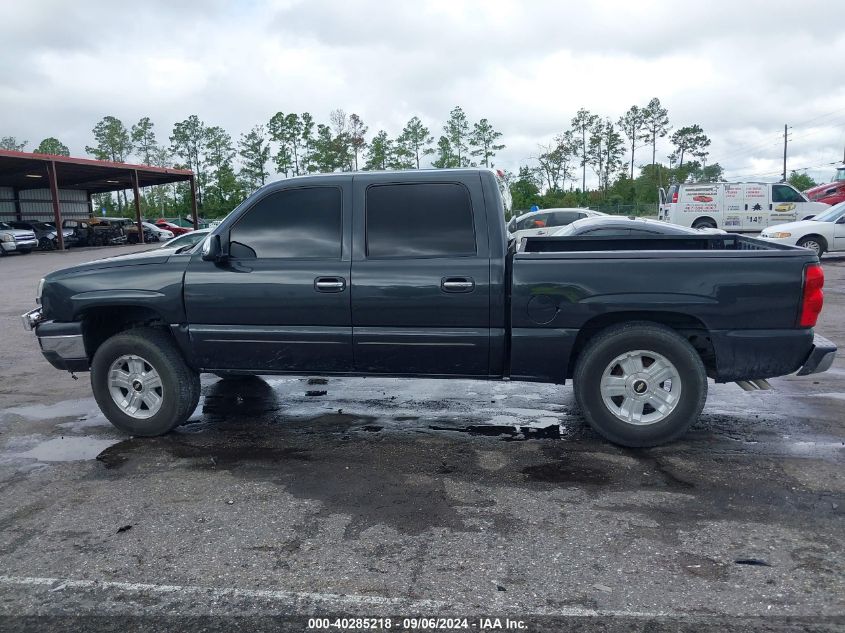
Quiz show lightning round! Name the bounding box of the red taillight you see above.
[799,264,824,328]
[671,191,678,203]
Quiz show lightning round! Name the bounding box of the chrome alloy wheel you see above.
[108,354,164,419]
[800,239,821,255]
[599,350,682,426]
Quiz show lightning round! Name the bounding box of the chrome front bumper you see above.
[21,307,43,331]
[23,309,89,372]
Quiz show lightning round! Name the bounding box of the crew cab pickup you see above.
[22,169,836,447]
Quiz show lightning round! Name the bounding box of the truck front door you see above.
[183,180,353,373]
[350,175,491,376]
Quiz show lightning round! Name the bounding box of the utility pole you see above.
[782,124,789,182]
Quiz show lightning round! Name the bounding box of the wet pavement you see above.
[0,246,843,628]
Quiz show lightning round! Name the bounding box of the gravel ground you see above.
[0,244,843,631]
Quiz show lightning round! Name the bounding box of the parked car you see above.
[22,169,835,448]
[145,222,174,241]
[804,165,845,206]
[658,181,828,231]
[157,228,209,251]
[759,201,845,256]
[125,222,155,244]
[155,219,193,236]
[87,217,129,246]
[548,215,727,238]
[0,221,37,255]
[9,220,76,250]
[507,208,604,241]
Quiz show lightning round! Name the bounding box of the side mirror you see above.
[202,233,225,261]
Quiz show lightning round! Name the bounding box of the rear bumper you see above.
[22,309,89,372]
[796,334,837,376]
[710,329,837,382]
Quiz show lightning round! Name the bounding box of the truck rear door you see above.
[350,173,491,376]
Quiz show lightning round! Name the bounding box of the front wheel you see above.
[573,322,707,447]
[91,327,200,436]
[796,236,826,257]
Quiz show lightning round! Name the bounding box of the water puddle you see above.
[0,399,102,422]
[15,436,121,462]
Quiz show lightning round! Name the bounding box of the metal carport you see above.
[0,149,196,250]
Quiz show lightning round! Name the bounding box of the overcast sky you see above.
[3,0,845,186]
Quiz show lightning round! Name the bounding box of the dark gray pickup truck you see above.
[22,169,836,447]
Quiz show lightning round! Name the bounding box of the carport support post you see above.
[12,187,22,222]
[46,161,64,251]
[131,170,144,244]
[189,176,198,230]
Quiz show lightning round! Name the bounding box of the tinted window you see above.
[772,184,805,203]
[628,228,659,235]
[547,211,583,227]
[229,187,341,259]
[517,212,548,231]
[366,183,476,258]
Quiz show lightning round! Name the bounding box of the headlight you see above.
[0,233,12,243]
[36,278,45,304]
[766,232,792,238]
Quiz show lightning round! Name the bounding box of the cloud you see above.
[1,0,844,186]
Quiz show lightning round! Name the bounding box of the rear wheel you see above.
[692,218,717,230]
[573,322,707,447]
[796,235,826,257]
[91,327,200,436]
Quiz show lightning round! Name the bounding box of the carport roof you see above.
[0,149,194,193]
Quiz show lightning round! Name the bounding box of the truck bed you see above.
[509,234,819,384]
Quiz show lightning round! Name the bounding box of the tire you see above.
[692,218,716,230]
[38,237,54,251]
[573,322,707,447]
[91,327,200,436]
[796,235,826,257]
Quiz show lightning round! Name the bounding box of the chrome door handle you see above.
[314,277,346,292]
[441,277,474,293]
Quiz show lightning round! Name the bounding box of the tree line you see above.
[1,99,823,217]
[510,97,725,212]
[2,107,505,218]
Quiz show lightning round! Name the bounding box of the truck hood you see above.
[805,182,842,198]
[46,248,175,278]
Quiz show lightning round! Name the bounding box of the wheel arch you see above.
[80,305,168,361]
[692,216,718,229]
[797,233,828,252]
[566,311,716,379]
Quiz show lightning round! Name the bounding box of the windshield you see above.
[810,201,845,223]
[0,222,11,230]
[834,167,845,182]
[161,230,207,250]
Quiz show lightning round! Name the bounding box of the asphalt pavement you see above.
[0,244,843,631]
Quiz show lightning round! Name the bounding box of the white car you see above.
[759,201,845,256]
[507,208,605,241]
[143,221,174,241]
[157,228,210,251]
